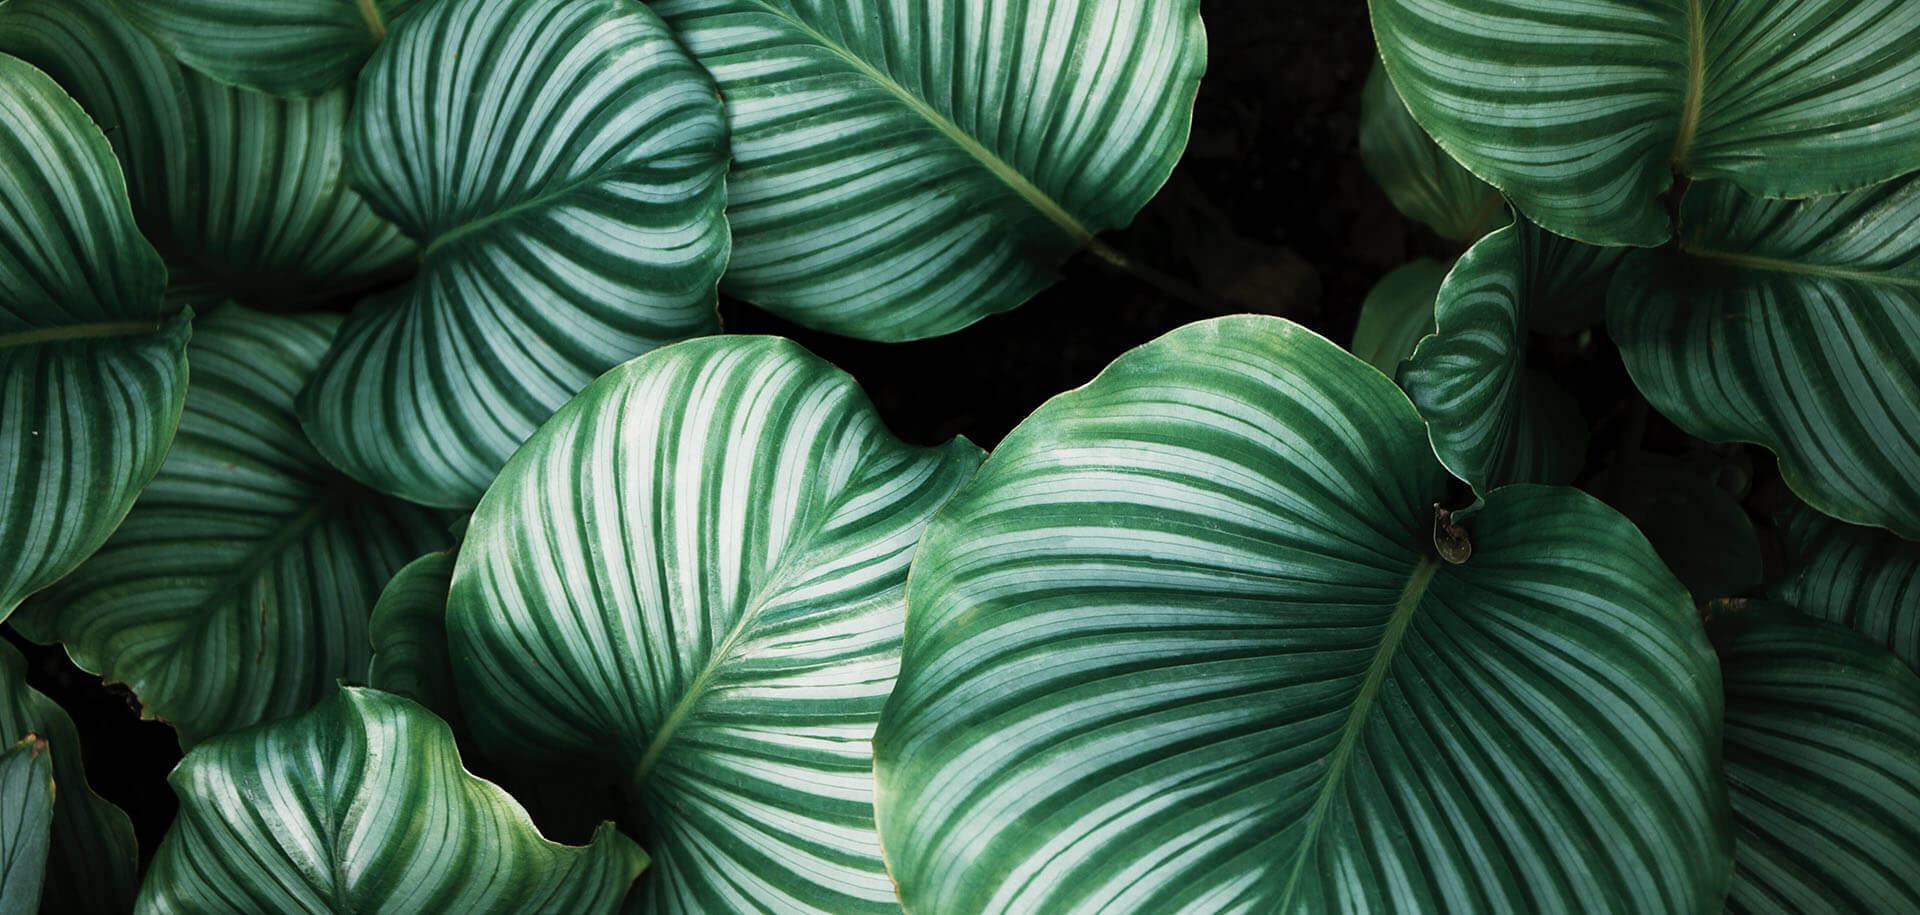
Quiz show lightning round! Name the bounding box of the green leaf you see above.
[298,0,730,509]
[0,735,53,915]
[137,686,647,914]
[875,315,1731,912]
[1715,608,1920,913]
[369,550,462,733]
[1609,176,1920,540]
[1772,502,1920,674]
[1371,0,1920,246]
[0,52,187,618]
[1358,58,1503,244]
[13,306,447,747]
[0,640,137,913]
[1350,257,1445,374]
[0,0,415,308]
[446,336,983,911]
[113,0,422,96]
[1402,220,1623,491]
[651,0,1207,340]
[1591,455,1761,602]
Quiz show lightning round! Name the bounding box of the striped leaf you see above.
[12,306,447,747]
[137,686,647,914]
[1773,502,1920,674]
[0,0,415,308]
[114,0,422,96]
[0,53,188,618]
[1350,257,1445,374]
[875,315,1731,912]
[298,0,730,509]
[651,0,1207,340]
[1371,0,1920,246]
[446,336,984,912]
[370,551,462,733]
[1358,58,1503,244]
[0,736,52,915]
[1715,608,1920,913]
[1402,220,1624,492]
[1609,176,1920,540]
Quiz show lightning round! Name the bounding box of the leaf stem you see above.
[1085,238,1239,315]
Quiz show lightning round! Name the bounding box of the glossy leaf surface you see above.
[0,736,52,915]
[448,336,983,912]
[14,307,446,747]
[137,687,646,914]
[652,0,1206,340]
[299,0,730,508]
[115,0,423,96]
[1773,503,1920,673]
[1372,0,1920,246]
[876,315,1730,912]
[1610,176,1920,540]
[1349,257,1444,375]
[1358,58,1502,244]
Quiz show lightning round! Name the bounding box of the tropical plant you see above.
[1,0,1917,910]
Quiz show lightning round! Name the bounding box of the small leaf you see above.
[114,0,424,96]
[1592,455,1762,602]
[1358,58,1504,244]
[0,735,53,915]
[1350,257,1445,374]
[1772,502,1920,675]
[369,551,461,732]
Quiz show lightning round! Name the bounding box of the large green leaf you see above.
[875,315,1730,912]
[0,0,414,308]
[1371,0,1920,246]
[0,736,52,915]
[0,641,138,914]
[1715,608,1920,913]
[1349,257,1445,375]
[0,52,188,618]
[138,686,647,913]
[1773,503,1920,673]
[1402,220,1623,491]
[297,0,730,509]
[113,0,422,96]
[369,551,461,733]
[1609,176,1920,540]
[13,306,446,747]
[1358,58,1503,244]
[446,336,983,911]
[651,0,1206,340]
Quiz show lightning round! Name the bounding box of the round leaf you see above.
[13,306,447,747]
[876,315,1731,912]
[1358,58,1503,244]
[114,0,423,96]
[0,735,53,915]
[1349,257,1445,375]
[447,336,984,911]
[1773,502,1920,674]
[1371,0,1920,246]
[298,0,730,508]
[652,0,1207,340]
[137,686,647,914]
[1609,176,1920,540]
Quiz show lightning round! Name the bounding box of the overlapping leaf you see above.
[298,0,731,508]
[1773,503,1920,673]
[652,0,1207,340]
[875,315,1730,912]
[1610,176,1920,540]
[1349,257,1445,374]
[1592,456,1761,602]
[1371,0,1920,246]
[0,53,187,618]
[138,686,647,914]
[1716,608,1920,912]
[113,0,422,96]
[447,336,983,912]
[1358,58,1503,244]
[0,736,52,915]
[369,551,461,732]
[0,0,414,307]
[13,307,446,747]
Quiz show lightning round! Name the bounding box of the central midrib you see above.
[1670,0,1706,167]
[0,320,163,349]
[1273,554,1441,909]
[356,0,387,43]
[1682,245,1920,289]
[737,0,1096,246]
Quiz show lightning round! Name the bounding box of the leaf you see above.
[1715,608,1920,913]
[12,306,447,747]
[137,686,647,914]
[1401,220,1623,491]
[0,0,415,307]
[1371,0,1920,246]
[297,0,731,509]
[113,0,423,97]
[1772,502,1920,674]
[0,735,52,915]
[0,52,187,618]
[651,0,1207,341]
[445,335,984,912]
[0,640,136,913]
[1609,176,1920,540]
[1358,58,1503,244]
[1350,258,1445,374]
[874,315,1731,912]
[369,551,462,733]
[1591,455,1761,602]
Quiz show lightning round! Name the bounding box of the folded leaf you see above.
[1358,58,1503,244]
[114,0,423,96]
[0,735,53,915]
[1350,257,1445,374]
[369,551,461,732]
